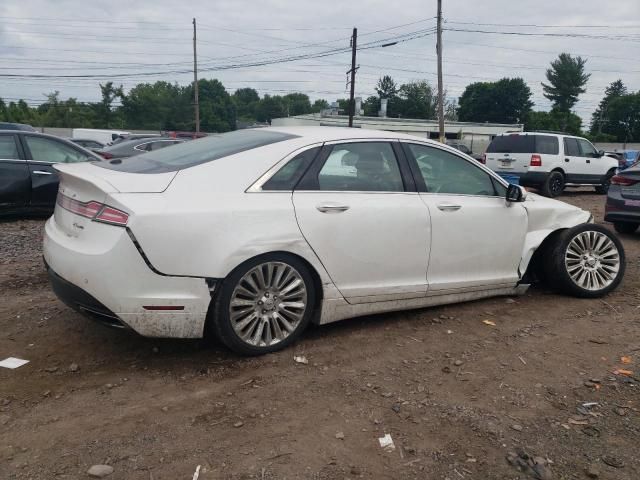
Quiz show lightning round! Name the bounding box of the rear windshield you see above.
[487,134,559,155]
[95,129,299,173]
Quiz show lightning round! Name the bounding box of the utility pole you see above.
[192,17,200,133]
[347,28,358,127]
[436,0,445,143]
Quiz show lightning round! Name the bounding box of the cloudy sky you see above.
[1,0,639,126]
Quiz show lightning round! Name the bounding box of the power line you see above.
[444,27,640,43]
[445,20,640,29]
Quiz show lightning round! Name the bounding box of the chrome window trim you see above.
[0,157,26,162]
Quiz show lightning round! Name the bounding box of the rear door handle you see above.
[32,170,53,175]
[565,158,570,162]
[586,159,591,163]
[437,203,462,212]
[316,203,350,213]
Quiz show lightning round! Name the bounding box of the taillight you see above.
[530,154,542,167]
[97,151,113,159]
[56,193,129,227]
[611,175,639,186]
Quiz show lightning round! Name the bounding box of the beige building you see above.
[272,113,523,154]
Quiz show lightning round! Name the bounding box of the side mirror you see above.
[506,183,527,203]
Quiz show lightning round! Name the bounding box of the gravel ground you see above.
[1,191,638,480]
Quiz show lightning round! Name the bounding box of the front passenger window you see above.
[317,142,404,192]
[406,143,498,196]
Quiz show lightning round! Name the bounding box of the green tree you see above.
[121,81,191,130]
[602,92,640,142]
[192,79,235,132]
[256,95,287,123]
[311,99,329,113]
[590,80,627,136]
[542,53,590,112]
[363,96,380,116]
[397,80,437,119]
[232,88,260,121]
[524,109,582,136]
[95,82,124,128]
[458,78,533,123]
[375,75,400,116]
[283,93,312,116]
[0,98,8,121]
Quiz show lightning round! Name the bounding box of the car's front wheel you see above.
[209,254,316,355]
[541,171,565,198]
[613,222,639,234]
[543,224,625,298]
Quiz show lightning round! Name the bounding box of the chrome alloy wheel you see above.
[229,262,308,347]
[564,230,621,291]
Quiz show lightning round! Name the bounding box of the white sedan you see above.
[43,127,626,355]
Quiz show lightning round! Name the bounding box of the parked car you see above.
[619,150,640,170]
[165,131,208,139]
[111,133,162,145]
[94,137,184,159]
[72,128,130,146]
[0,122,36,132]
[0,130,101,215]
[484,132,618,197]
[44,127,626,355]
[605,163,640,234]
[68,138,105,150]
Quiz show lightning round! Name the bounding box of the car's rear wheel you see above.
[209,254,316,355]
[595,169,616,194]
[613,222,639,234]
[543,224,625,298]
[541,171,565,198]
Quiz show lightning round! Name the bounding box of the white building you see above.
[272,113,523,154]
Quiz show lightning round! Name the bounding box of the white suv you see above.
[484,132,618,197]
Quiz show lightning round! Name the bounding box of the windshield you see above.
[95,129,299,173]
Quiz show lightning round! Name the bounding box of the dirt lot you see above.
[1,191,638,480]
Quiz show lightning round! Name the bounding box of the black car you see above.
[95,137,183,159]
[0,122,37,132]
[604,163,640,234]
[0,130,101,215]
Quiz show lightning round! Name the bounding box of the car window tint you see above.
[534,135,559,155]
[0,135,20,159]
[407,143,497,196]
[317,142,403,192]
[563,138,581,156]
[486,135,535,153]
[262,147,320,191]
[25,136,90,163]
[577,139,598,158]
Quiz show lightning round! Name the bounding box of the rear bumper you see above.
[518,171,548,187]
[43,217,212,338]
[604,211,640,224]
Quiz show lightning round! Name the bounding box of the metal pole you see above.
[193,18,200,133]
[436,0,445,142]
[348,28,357,128]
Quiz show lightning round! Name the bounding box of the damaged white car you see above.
[43,127,626,355]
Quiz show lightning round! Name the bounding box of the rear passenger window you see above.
[0,135,20,159]
[534,135,559,155]
[262,147,320,190]
[317,143,404,192]
[564,138,581,156]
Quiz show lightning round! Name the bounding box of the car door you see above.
[576,138,607,182]
[562,137,588,183]
[0,133,30,211]
[292,140,431,304]
[22,135,94,209]
[402,142,527,293]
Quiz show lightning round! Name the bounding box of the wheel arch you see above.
[550,167,565,176]
[520,228,567,283]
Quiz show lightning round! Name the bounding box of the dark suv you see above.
[0,130,100,215]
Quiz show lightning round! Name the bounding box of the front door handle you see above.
[316,203,350,213]
[32,170,53,175]
[437,203,462,212]
[586,159,591,163]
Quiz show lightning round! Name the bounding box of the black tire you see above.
[207,253,316,356]
[613,222,639,234]
[595,169,616,194]
[542,224,625,298]
[541,171,565,198]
